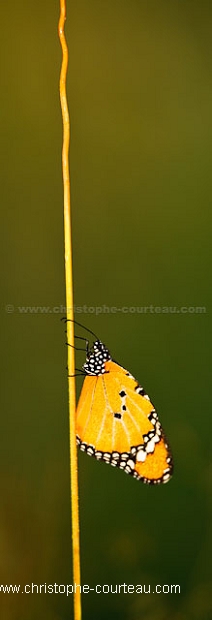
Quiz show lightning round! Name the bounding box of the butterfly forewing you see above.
[76,358,173,484]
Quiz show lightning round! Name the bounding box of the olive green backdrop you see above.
[1,1,211,619]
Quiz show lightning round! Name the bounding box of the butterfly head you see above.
[83,340,111,376]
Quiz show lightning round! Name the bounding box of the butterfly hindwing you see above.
[76,359,173,484]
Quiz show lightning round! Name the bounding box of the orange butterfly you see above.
[74,324,173,485]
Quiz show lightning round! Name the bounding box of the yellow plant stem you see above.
[58,2,81,619]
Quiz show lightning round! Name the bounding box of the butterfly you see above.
[72,322,173,485]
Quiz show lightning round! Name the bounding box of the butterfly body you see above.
[76,340,173,484]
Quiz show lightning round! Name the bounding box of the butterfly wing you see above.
[76,360,173,484]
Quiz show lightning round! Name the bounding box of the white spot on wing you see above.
[146,439,155,454]
[137,450,146,462]
[126,459,135,470]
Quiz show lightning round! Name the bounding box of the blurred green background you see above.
[1,0,211,618]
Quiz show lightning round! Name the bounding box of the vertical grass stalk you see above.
[58,2,81,619]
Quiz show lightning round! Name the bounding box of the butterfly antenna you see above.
[61,317,99,340]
